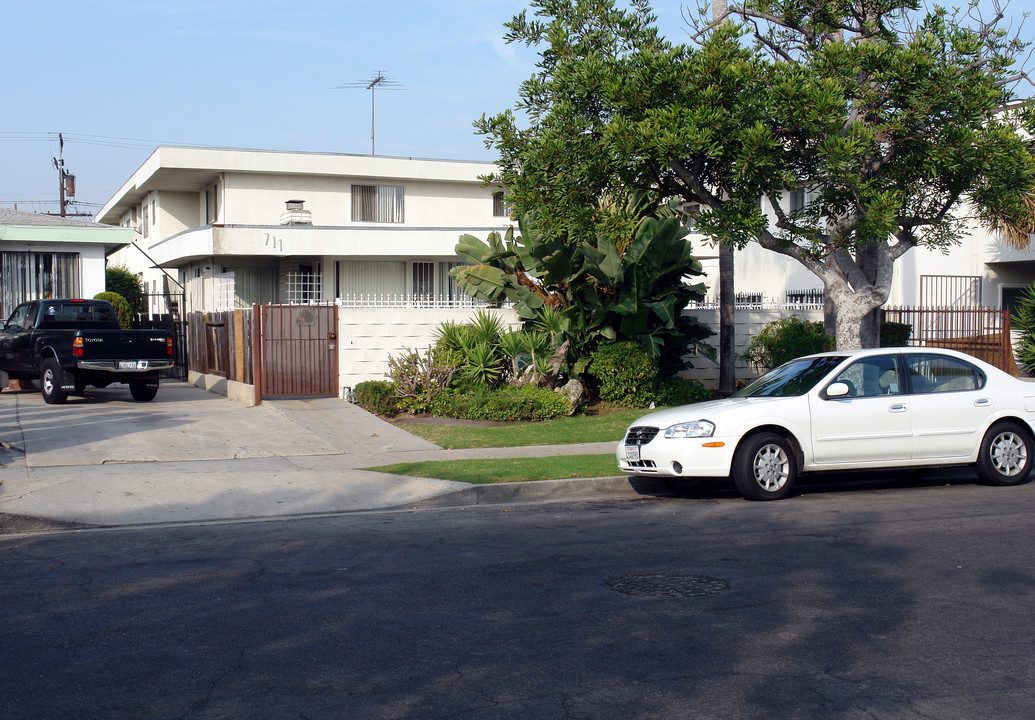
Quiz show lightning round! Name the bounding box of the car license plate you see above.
[625,444,640,462]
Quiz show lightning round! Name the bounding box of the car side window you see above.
[831,356,902,397]
[4,303,34,331]
[905,354,985,393]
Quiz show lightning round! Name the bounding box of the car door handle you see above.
[974,398,991,407]
[889,404,907,412]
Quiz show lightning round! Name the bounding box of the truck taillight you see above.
[73,336,83,357]
[167,337,173,357]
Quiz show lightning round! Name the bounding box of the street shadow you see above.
[2,488,1031,719]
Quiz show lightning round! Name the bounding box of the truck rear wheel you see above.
[129,380,158,402]
[40,359,68,405]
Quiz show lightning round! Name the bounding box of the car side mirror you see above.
[826,382,850,398]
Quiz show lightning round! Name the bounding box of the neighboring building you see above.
[95,146,511,315]
[0,207,132,321]
[687,194,1035,312]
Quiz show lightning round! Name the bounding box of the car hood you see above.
[628,397,766,428]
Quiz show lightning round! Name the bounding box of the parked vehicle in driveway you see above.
[0,298,174,404]
[618,347,1035,500]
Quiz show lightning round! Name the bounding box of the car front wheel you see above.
[733,432,797,501]
[975,421,1032,486]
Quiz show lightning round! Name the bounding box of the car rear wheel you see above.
[733,432,797,501]
[975,421,1032,486]
[40,358,68,405]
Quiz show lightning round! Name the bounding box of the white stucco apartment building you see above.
[96,146,511,314]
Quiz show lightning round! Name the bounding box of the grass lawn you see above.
[396,407,644,449]
[363,453,620,484]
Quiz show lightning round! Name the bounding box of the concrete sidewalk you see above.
[0,382,658,530]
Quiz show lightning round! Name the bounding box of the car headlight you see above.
[664,420,715,438]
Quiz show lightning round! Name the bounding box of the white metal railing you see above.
[689,292,826,310]
[337,292,510,309]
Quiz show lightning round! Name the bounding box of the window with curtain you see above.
[351,185,404,223]
[1,251,80,320]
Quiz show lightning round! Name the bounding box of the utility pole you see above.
[333,71,404,155]
[51,133,76,217]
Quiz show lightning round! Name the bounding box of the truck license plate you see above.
[625,444,640,462]
[119,360,142,370]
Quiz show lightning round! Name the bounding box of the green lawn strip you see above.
[363,453,620,484]
[398,408,645,449]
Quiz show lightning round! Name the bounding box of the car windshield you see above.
[733,355,847,398]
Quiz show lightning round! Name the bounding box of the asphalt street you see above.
[2,482,1035,720]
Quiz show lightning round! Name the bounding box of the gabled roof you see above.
[0,207,103,229]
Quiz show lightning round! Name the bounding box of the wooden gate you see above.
[254,304,338,398]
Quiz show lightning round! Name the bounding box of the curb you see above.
[407,474,672,508]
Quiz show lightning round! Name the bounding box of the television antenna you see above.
[333,70,404,155]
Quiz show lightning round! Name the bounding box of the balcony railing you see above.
[336,293,506,309]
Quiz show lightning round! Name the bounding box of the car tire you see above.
[975,421,1032,486]
[733,432,797,501]
[40,358,68,405]
[129,380,158,402]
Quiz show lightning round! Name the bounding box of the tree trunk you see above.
[719,242,735,395]
[713,0,736,396]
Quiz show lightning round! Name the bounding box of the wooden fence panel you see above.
[186,310,253,384]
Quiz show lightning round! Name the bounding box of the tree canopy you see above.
[478,0,1035,349]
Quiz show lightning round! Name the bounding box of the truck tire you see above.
[129,380,158,402]
[40,358,68,405]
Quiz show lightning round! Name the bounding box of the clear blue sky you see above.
[2,0,1034,217]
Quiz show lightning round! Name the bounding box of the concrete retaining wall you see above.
[187,370,259,407]
[337,307,522,391]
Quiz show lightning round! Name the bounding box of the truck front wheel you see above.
[129,380,158,402]
[40,359,68,405]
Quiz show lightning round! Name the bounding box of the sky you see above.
[3,0,1035,218]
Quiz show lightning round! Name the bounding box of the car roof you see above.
[800,346,999,371]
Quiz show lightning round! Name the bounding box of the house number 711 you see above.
[264,233,284,251]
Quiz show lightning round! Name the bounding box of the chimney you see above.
[280,199,312,225]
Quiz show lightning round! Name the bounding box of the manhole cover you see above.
[605,573,731,598]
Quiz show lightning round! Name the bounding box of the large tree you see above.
[478,0,1035,350]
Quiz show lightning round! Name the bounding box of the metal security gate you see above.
[255,304,339,398]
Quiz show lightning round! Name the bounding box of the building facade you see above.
[0,207,131,320]
[96,147,511,315]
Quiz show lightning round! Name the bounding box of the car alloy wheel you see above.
[976,422,1032,486]
[733,431,797,501]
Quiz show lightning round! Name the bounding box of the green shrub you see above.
[430,386,572,422]
[94,292,133,329]
[657,377,711,406]
[105,265,144,312]
[1011,284,1035,375]
[741,316,835,372]
[386,348,456,413]
[589,341,659,407]
[880,321,912,347]
[354,380,401,417]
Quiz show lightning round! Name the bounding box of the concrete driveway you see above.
[0,381,626,529]
[0,381,463,526]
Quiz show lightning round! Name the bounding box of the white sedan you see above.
[617,347,1035,500]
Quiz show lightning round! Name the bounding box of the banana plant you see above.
[452,203,714,376]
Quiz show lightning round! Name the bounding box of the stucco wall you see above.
[337,306,522,391]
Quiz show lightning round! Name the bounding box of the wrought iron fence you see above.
[881,305,1017,374]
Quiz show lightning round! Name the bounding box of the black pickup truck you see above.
[0,298,174,404]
